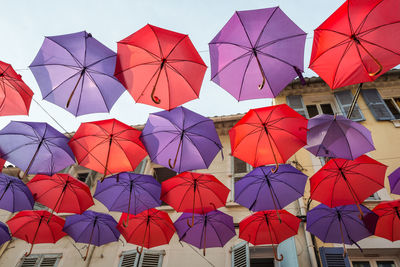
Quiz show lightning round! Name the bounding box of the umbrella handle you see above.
[83,243,90,261]
[151,87,161,104]
[186,213,195,228]
[25,243,34,257]
[137,246,144,254]
[271,161,279,173]
[168,137,183,169]
[254,52,266,90]
[356,41,382,77]
[66,71,84,108]
[272,244,283,262]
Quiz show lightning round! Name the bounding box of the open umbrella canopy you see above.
[388,167,400,195]
[305,114,375,160]
[209,7,306,100]
[0,121,75,177]
[0,221,11,247]
[0,173,34,212]
[0,60,33,116]
[27,173,94,214]
[372,199,400,241]
[115,24,207,110]
[30,31,125,116]
[309,0,400,89]
[141,107,223,173]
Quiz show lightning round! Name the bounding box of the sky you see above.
[0,0,345,132]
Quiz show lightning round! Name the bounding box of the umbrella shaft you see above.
[169,137,183,169]
[346,83,363,119]
[0,183,11,201]
[23,139,44,180]
[66,71,85,108]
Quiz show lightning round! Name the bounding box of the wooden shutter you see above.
[319,247,350,267]
[119,251,139,267]
[334,90,365,121]
[231,242,249,267]
[39,256,59,267]
[20,257,39,267]
[286,95,308,118]
[138,250,164,267]
[361,88,395,121]
[20,254,61,267]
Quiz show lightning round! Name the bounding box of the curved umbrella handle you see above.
[168,137,183,169]
[168,158,177,169]
[254,53,266,90]
[24,243,34,257]
[271,161,279,173]
[122,217,129,228]
[355,40,382,77]
[66,70,84,108]
[186,213,195,228]
[272,244,283,262]
[151,87,161,104]
[83,244,90,261]
[136,246,144,254]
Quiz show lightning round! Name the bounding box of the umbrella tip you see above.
[87,33,92,38]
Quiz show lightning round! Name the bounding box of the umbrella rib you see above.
[46,38,83,67]
[354,0,387,34]
[211,52,252,80]
[164,63,172,110]
[254,6,280,47]
[208,221,225,247]
[235,178,264,200]
[334,121,354,157]
[150,134,181,163]
[347,1,355,36]
[306,213,335,229]
[237,53,254,100]
[102,60,161,77]
[208,41,250,50]
[330,40,354,89]
[256,34,307,50]
[182,135,209,168]
[84,72,110,112]
[186,132,222,150]
[358,21,400,37]
[42,70,82,100]
[322,215,338,242]
[148,25,164,58]
[232,128,262,154]
[29,63,81,69]
[314,28,349,38]
[358,37,400,57]
[176,183,195,212]
[343,170,384,187]
[165,64,199,98]
[257,50,302,70]
[116,42,160,64]
[135,64,162,103]
[165,35,188,59]
[235,11,255,47]
[309,38,351,67]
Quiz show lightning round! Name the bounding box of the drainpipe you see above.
[298,198,319,267]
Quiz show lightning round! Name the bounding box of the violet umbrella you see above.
[307,204,375,256]
[0,173,34,212]
[140,107,223,173]
[305,114,375,160]
[63,210,120,260]
[174,210,235,256]
[209,7,306,101]
[0,121,75,179]
[30,31,125,116]
[94,172,162,226]
[388,167,400,195]
[0,221,10,246]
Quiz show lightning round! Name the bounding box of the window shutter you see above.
[361,88,395,121]
[277,237,299,267]
[319,248,350,267]
[20,257,39,267]
[119,251,139,267]
[231,242,249,267]
[39,257,59,267]
[286,95,308,118]
[138,250,164,267]
[334,90,365,121]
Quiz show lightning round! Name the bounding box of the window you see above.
[232,157,252,201]
[361,89,395,121]
[18,254,62,267]
[119,250,164,267]
[334,90,365,121]
[77,172,89,183]
[231,242,249,267]
[384,98,400,119]
[76,170,96,187]
[134,159,148,174]
[306,103,335,118]
[33,202,49,211]
[153,167,177,206]
[351,260,397,267]
[366,192,380,201]
[250,258,274,267]
[319,247,350,267]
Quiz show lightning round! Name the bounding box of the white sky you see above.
[0,0,345,132]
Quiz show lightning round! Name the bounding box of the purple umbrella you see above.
[140,107,223,173]
[235,164,307,213]
[0,173,34,212]
[0,121,75,178]
[63,210,120,260]
[388,167,400,195]
[94,172,161,226]
[30,31,125,116]
[174,210,235,256]
[209,7,306,101]
[307,204,375,256]
[0,221,11,246]
[305,114,375,160]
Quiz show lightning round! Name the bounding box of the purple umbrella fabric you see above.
[30,31,125,116]
[0,221,11,246]
[209,7,306,100]
[0,173,34,212]
[0,121,75,176]
[140,107,223,173]
[174,210,235,255]
[235,164,307,211]
[388,167,400,195]
[305,114,375,160]
[94,172,161,215]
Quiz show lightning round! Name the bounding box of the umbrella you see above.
[239,209,300,261]
[140,107,223,173]
[63,210,120,260]
[175,210,235,256]
[0,221,11,246]
[310,155,387,217]
[0,173,34,212]
[117,209,175,254]
[229,104,307,171]
[94,172,161,226]
[115,24,207,110]
[234,165,307,217]
[209,7,306,100]
[68,119,147,181]
[0,60,33,116]
[161,172,230,226]
[7,210,66,256]
[372,199,400,241]
[29,31,125,116]
[27,173,94,216]
[307,204,375,256]
[388,167,400,195]
[305,114,375,160]
[0,121,75,179]
[0,158,5,172]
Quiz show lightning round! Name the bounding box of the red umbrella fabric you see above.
[7,210,66,256]
[229,104,307,170]
[310,155,387,216]
[372,199,400,241]
[309,0,400,89]
[115,24,207,110]
[27,173,94,215]
[68,119,147,180]
[117,209,175,253]
[0,61,33,116]
[239,210,300,261]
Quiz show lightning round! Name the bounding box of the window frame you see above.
[18,253,62,267]
[305,102,336,118]
[119,249,165,267]
[383,97,400,120]
[230,156,252,202]
[350,257,400,267]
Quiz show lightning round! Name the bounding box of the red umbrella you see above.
[239,210,301,261]
[0,158,5,172]
[68,119,147,181]
[117,209,175,254]
[114,24,207,110]
[161,172,230,226]
[7,210,66,256]
[27,173,94,215]
[310,155,387,217]
[229,104,307,171]
[0,61,33,116]
[372,199,400,241]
